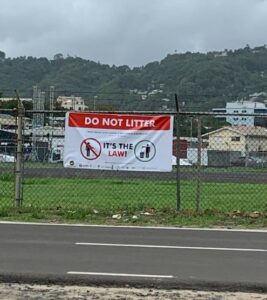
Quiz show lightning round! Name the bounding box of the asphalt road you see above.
[0,222,266,291]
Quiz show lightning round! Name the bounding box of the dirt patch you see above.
[0,283,266,300]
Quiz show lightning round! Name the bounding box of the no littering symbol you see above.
[80,138,101,160]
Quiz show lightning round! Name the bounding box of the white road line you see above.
[67,271,173,278]
[75,242,267,252]
[0,221,267,233]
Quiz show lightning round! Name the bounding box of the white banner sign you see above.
[64,112,173,172]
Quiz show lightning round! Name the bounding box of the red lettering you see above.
[68,113,171,130]
[108,150,127,157]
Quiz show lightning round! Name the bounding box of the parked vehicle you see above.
[231,156,267,167]
[172,156,192,166]
[0,154,16,162]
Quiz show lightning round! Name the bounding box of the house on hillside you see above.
[202,126,267,166]
[57,96,88,111]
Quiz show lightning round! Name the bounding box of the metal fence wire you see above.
[1,108,267,213]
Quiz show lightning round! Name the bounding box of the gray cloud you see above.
[0,0,266,66]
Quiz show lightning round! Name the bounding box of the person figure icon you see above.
[86,142,94,157]
[145,143,151,158]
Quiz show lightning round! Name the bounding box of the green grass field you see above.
[1,173,267,212]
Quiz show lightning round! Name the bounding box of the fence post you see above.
[196,117,202,211]
[175,94,180,210]
[15,91,24,208]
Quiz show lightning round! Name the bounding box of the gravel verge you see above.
[0,283,266,300]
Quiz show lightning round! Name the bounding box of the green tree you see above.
[0,50,5,60]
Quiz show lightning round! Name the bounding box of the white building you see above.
[57,96,88,111]
[213,101,267,126]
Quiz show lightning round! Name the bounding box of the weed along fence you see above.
[1,107,267,213]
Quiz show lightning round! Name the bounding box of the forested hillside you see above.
[1,45,267,111]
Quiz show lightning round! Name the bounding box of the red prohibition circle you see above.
[80,138,101,160]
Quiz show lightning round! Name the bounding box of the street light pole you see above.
[93,96,98,111]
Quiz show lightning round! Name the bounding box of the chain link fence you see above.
[178,112,267,212]
[0,109,16,208]
[1,108,267,213]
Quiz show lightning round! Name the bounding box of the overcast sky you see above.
[0,0,266,67]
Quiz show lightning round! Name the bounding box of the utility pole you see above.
[175,93,181,210]
[49,86,55,162]
[49,86,55,112]
[94,96,98,111]
[196,117,202,211]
